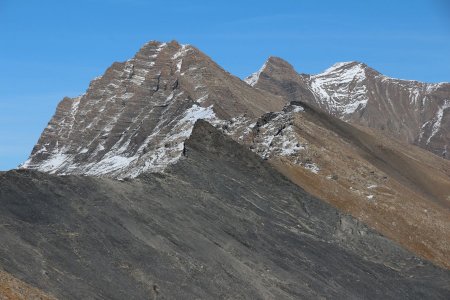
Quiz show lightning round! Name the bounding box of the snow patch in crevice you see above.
[427,100,450,144]
[66,96,82,131]
[172,44,191,60]
[176,59,183,73]
[420,100,450,145]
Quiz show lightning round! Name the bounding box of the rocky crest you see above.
[21,41,284,178]
[248,58,450,159]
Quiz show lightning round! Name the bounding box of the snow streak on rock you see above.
[420,99,450,145]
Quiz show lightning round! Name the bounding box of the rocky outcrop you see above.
[248,58,450,159]
[1,121,449,299]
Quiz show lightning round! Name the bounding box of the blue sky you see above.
[1,0,449,171]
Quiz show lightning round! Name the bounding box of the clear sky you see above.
[1,0,449,171]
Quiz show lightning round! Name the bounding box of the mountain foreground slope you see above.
[8,40,450,298]
[19,40,450,268]
[229,101,450,268]
[2,121,450,299]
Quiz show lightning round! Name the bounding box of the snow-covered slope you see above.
[308,62,369,117]
[248,57,450,159]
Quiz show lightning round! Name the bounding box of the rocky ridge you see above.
[247,57,450,159]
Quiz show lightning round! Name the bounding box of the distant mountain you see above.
[247,57,450,159]
[2,121,450,299]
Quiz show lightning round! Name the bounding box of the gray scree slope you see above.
[1,121,449,299]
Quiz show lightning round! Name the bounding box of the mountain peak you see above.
[317,61,382,79]
[266,56,295,70]
[22,40,284,178]
[244,56,296,86]
[319,61,365,75]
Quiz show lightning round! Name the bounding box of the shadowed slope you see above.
[228,101,450,268]
[0,121,449,299]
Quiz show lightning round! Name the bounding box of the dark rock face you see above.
[248,58,450,159]
[1,121,449,299]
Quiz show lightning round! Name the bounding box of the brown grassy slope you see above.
[269,103,450,269]
[0,271,55,300]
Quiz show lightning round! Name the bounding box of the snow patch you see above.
[426,100,450,144]
[172,44,191,60]
[310,62,368,117]
[85,155,137,176]
[176,60,183,73]
[304,163,320,174]
[250,109,306,160]
[36,149,72,174]
[196,94,209,103]
[292,106,304,113]
[244,61,268,86]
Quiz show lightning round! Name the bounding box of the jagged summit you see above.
[319,61,374,74]
[308,61,371,117]
[263,56,297,74]
[244,56,296,86]
[248,57,450,159]
[21,40,284,178]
